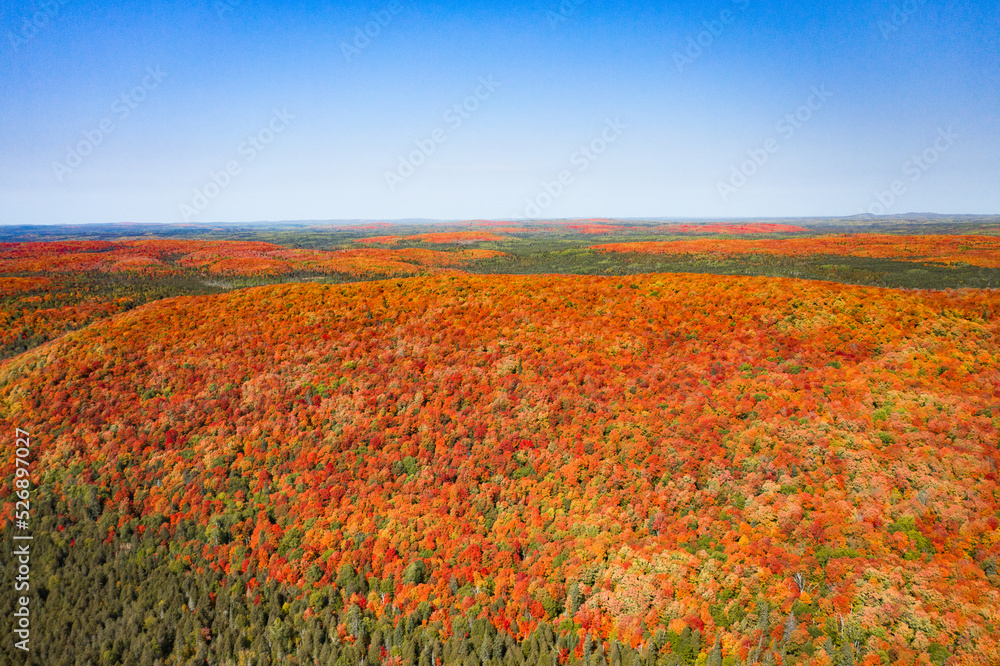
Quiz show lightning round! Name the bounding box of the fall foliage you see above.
[0,239,504,277]
[559,223,808,235]
[592,234,1000,268]
[2,269,998,665]
[355,231,510,245]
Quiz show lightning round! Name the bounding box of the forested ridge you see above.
[592,235,1000,268]
[2,272,999,665]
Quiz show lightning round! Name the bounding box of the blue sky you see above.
[1,0,997,224]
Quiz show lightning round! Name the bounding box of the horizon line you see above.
[3,213,1000,228]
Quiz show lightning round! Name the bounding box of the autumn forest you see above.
[1,218,999,666]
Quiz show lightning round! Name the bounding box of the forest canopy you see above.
[1,264,998,665]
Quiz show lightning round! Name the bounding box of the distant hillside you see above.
[3,216,999,242]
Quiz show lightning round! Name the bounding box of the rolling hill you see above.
[2,273,998,664]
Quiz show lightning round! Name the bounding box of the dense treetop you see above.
[2,272,998,664]
[593,235,1000,269]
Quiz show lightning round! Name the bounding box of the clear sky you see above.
[1,0,997,224]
